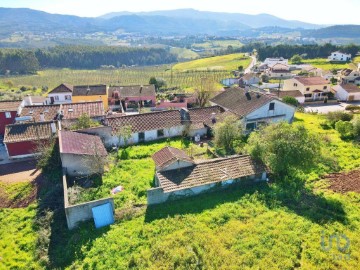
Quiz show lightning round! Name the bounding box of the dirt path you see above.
[325,170,360,193]
[0,160,41,183]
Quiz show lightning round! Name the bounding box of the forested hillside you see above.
[0,46,177,74]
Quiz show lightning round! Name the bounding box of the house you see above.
[282,76,331,102]
[221,77,240,87]
[47,83,73,104]
[265,63,292,79]
[22,95,47,106]
[105,110,185,146]
[240,73,260,86]
[19,104,61,122]
[59,131,107,176]
[147,147,267,205]
[301,65,323,77]
[269,90,305,104]
[0,100,21,136]
[3,121,57,158]
[333,84,360,101]
[328,51,351,62]
[108,85,156,111]
[181,106,224,137]
[264,57,288,66]
[339,68,360,84]
[210,87,296,132]
[72,85,109,110]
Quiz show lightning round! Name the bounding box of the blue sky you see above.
[1,0,360,25]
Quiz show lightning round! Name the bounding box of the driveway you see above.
[304,101,360,114]
[245,55,257,74]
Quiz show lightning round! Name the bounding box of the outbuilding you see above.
[333,84,360,101]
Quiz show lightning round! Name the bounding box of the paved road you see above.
[304,101,360,114]
[245,55,257,74]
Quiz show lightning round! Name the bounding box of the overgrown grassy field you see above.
[170,47,200,60]
[193,40,244,50]
[1,113,360,269]
[173,53,251,71]
[300,58,351,71]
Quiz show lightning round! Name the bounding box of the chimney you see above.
[50,122,57,134]
[39,112,45,122]
[211,112,216,124]
[140,85,143,93]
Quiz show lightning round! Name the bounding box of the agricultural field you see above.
[2,112,360,269]
[173,53,251,71]
[192,40,243,52]
[169,47,200,61]
[300,58,352,71]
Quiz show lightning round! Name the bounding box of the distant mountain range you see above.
[0,7,359,41]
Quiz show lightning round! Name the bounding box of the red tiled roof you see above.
[4,121,56,143]
[187,106,223,129]
[20,105,61,122]
[270,90,304,98]
[106,110,182,134]
[156,155,266,193]
[109,85,155,98]
[152,146,194,170]
[61,101,105,120]
[59,131,107,156]
[341,84,360,93]
[0,100,21,112]
[72,85,107,96]
[48,83,73,94]
[294,76,329,86]
[210,87,276,117]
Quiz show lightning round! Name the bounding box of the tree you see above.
[71,113,99,130]
[214,115,243,154]
[81,138,109,176]
[149,77,166,90]
[282,96,298,106]
[194,78,217,107]
[117,125,132,147]
[352,117,360,137]
[290,54,303,64]
[245,122,321,180]
[238,65,244,72]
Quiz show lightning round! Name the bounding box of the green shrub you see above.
[345,104,360,113]
[352,116,360,137]
[335,120,354,139]
[326,111,353,127]
[282,96,298,106]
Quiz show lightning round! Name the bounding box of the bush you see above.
[335,120,354,139]
[282,96,298,106]
[326,111,353,127]
[352,117,360,137]
[345,105,360,113]
[20,86,27,92]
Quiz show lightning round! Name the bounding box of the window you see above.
[269,102,275,110]
[54,96,59,101]
[304,94,312,98]
[65,95,71,100]
[323,86,327,90]
[293,83,298,87]
[157,129,164,138]
[138,132,145,142]
[246,122,256,131]
[306,87,310,91]
[5,112,11,118]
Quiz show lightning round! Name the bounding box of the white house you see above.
[47,83,73,104]
[264,57,288,66]
[333,84,360,101]
[148,147,267,205]
[328,52,351,62]
[210,87,296,132]
[282,76,331,102]
[339,68,360,84]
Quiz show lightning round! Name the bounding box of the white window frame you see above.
[5,112,11,118]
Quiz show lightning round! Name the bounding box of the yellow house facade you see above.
[72,85,109,110]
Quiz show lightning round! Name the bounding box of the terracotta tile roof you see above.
[270,63,289,70]
[210,87,276,118]
[48,83,73,94]
[106,110,182,134]
[156,155,266,193]
[341,69,353,76]
[269,90,304,98]
[187,106,223,129]
[61,101,105,120]
[0,100,21,112]
[152,146,194,170]
[109,85,155,98]
[20,105,61,122]
[72,85,107,96]
[4,121,56,143]
[59,131,107,156]
[340,84,360,93]
[242,73,259,80]
[294,76,329,86]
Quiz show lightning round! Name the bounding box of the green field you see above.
[1,113,360,269]
[173,53,251,71]
[169,47,200,61]
[299,58,352,71]
[193,40,243,50]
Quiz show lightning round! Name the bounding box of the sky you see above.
[0,0,360,25]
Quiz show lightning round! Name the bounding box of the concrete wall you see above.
[189,127,208,137]
[158,160,194,172]
[147,173,267,205]
[48,93,72,104]
[61,153,104,177]
[62,172,114,229]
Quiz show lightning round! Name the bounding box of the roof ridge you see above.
[6,121,55,127]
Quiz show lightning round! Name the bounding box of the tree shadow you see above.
[145,181,347,226]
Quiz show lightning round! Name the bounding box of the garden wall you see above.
[62,172,114,230]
